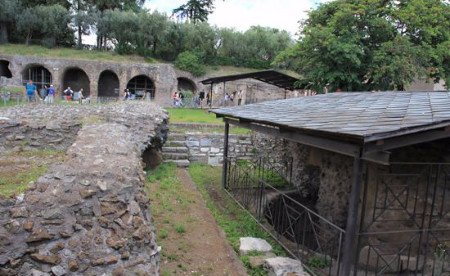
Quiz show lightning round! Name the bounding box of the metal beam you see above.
[364,126,450,152]
[225,118,361,158]
[222,122,230,189]
[341,152,365,276]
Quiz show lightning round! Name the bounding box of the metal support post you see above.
[222,121,230,189]
[341,150,364,276]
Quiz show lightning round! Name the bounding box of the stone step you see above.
[167,133,186,141]
[162,152,189,160]
[164,159,190,167]
[165,140,186,147]
[162,146,188,153]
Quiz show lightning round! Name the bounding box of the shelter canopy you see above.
[201,70,300,91]
[213,92,450,164]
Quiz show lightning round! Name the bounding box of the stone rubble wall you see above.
[185,133,254,165]
[0,102,168,275]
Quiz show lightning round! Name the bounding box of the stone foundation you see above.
[0,102,168,275]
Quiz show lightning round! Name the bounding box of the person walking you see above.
[24,80,37,102]
[47,84,55,104]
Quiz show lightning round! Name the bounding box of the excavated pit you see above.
[0,102,168,275]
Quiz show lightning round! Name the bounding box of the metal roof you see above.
[213,92,450,161]
[201,70,300,90]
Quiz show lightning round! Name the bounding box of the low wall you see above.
[0,102,168,275]
[186,133,254,165]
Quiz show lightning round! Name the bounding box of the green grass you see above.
[0,149,65,197]
[0,44,156,63]
[167,108,223,124]
[188,163,287,275]
[0,165,47,197]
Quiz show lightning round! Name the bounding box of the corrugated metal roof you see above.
[213,92,450,143]
[201,70,300,90]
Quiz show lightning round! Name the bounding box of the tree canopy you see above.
[274,0,450,92]
[173,0,215,23]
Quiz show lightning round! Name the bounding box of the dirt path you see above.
[148,168,247,276]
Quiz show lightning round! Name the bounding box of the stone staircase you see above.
[162,133,190,167]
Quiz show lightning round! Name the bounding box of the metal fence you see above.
[356,162,450,276]
[224,158,450,275]
[224,157,345,275]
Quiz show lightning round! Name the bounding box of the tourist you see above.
[24,80,37,102]
[237,90,243,106]
[123,89,131,100]
[46,84,55,104]
[178,91,184,106]
[39,85,48,101]
[63,86,73,101]
[172,91,179,106]
[224,93,230,106]
[76,88,85,104]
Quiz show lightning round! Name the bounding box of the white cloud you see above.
[146,0,323,37]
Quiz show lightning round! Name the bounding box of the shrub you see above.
[174,51,206,77]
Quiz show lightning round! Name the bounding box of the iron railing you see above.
[356,162,450,276]
[225,158,450,275]
[224,157,346,275]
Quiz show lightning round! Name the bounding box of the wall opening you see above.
[0,60,12,78]
[62,68,90,96]
[22,65,52,90]
[98,70,120,98]
[177,77,196,93]
[127,75,155,99]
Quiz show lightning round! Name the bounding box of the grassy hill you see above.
[0,44,300,78]
[0,44,155,64]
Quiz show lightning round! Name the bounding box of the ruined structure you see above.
[0,102,168,275]
[213,92,450,275]
[0,55,292,107]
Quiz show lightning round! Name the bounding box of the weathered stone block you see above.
[263,257,306,276]
[239,237,272,255]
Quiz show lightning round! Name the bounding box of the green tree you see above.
[16,8,40,44]
[72,0,96,48]
[0,0,21,43]
[274,0,450,92]
[173,0,214,23]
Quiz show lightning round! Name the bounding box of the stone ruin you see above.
[0,102,168,275]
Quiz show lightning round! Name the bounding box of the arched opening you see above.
[21,65,52,90]
[126,75,155,100]
[177,77,196,93]
[0,60,12,78]
[98,70,120,98]
[62,67,90,96]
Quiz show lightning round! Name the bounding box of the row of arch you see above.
[0,60,197,98]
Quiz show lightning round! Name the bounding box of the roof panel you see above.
[212,92,450,143]
[201,70,300,90]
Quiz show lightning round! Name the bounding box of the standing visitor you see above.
[123,89,131,100]
[47,84,55,104]
[39,85,48,101]
[237,90,243,106]
[24,80,37,102]
[76,88,85,104]
[63,86,73,101]
[172,91,178,106]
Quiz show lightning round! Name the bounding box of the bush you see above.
[174,51,206,77]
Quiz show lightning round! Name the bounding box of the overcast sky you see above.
[146,0,326,37]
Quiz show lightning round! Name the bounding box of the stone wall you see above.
[0,102,168,275]
[186,133,254,165]
[0,54,304,107]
